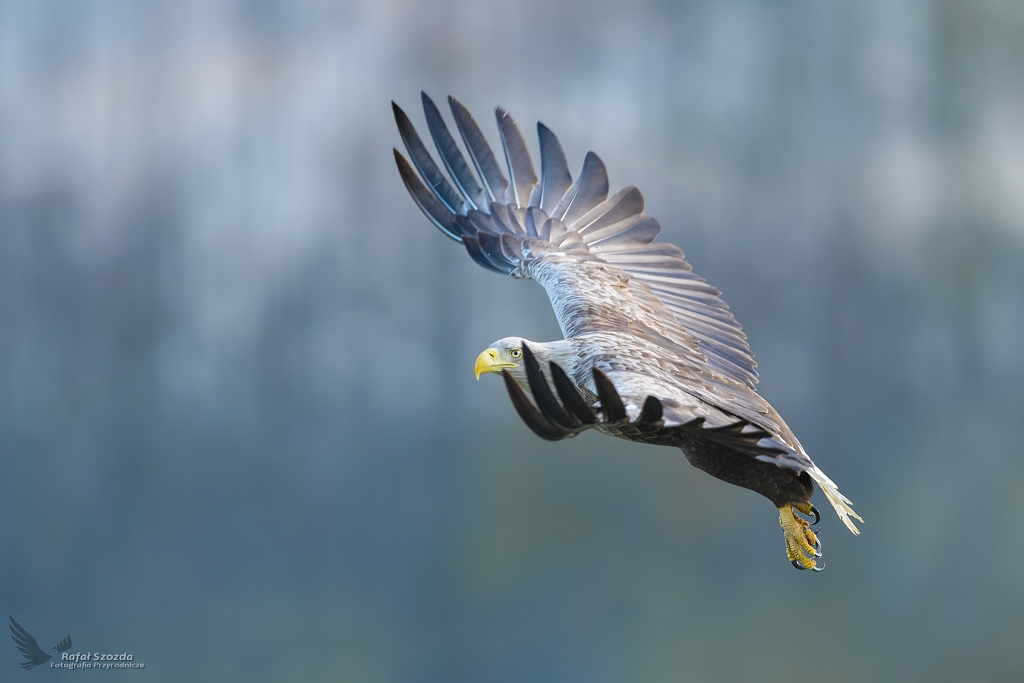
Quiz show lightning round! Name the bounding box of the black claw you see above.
[549,362,597,425]
[809,505,820,525]
[811,562,825,572]
[791,560,807,571]
[501,370,568,441]
[520,344,576,429]
[812,537,822,556]
[592,368,627,422]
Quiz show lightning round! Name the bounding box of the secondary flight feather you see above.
[392,93,862,570]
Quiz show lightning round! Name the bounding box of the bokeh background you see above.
[2,0,1023,680]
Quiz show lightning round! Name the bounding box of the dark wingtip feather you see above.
[462,234,505,274]
[537,122,572,215]
[476,230,517,274]
[393,149,461,242]
[422,91,487,210]
[448,95,509,205]
[393,100,466,215]
[521,343,576,429]
[495,107,538,209]
[559,151,609,226]
[502,370,569,441]
[592,368,627,422]
[637,396,663,424]
[550,361,597,424]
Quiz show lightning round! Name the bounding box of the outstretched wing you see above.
[394,94,757,390]
[9,616,52,670]
[508,343,782,454]
[397,97,811,449]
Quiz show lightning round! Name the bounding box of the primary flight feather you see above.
[393,93,861,571]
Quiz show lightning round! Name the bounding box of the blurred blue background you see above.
[2,0,1023,680]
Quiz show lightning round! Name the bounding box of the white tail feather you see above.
[808,466,863,535]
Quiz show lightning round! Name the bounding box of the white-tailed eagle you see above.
[392,93,861,570]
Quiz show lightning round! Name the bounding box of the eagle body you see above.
[506,335,814,508]
[393,93,861,569]
[676,432,814,509]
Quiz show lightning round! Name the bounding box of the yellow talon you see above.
[779,503,822,571]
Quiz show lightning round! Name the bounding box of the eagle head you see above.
[475,337,526,380]
[474,337,580,389]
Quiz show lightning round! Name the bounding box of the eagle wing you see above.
[9,616,52,670]
[393,94,806,465]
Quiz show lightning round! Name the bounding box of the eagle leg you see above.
[780,502,823,571]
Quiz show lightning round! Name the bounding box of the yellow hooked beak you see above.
[475,348,516,380]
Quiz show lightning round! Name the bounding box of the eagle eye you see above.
[510,348,522,359]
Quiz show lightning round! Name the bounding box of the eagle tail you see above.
[808,465,863,535]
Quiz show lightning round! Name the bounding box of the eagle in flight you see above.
[392,93,862,570]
